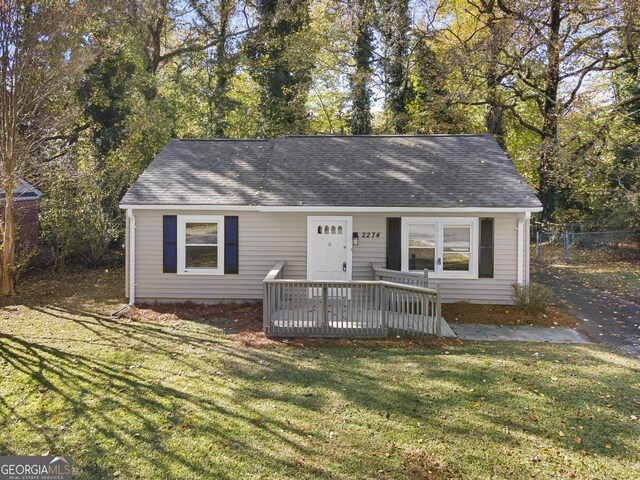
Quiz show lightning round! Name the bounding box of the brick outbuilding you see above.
[0,180,43,251]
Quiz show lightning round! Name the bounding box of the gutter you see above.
[119,204,544,213]
[126,208,136,305]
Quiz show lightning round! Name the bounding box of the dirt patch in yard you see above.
[400,449,460,480]
[123,302,464,350]
[442,302,577,328]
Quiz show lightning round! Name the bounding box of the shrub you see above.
[40,146,122,269]
[512,282,553,314]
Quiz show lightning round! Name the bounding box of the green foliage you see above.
[406,38,469,134]
[378,0,412,134]
[40,142,121,270]
[349,0,374,135]
[9,246,40,284]
[77,47,139,156]
[512,282,553,314]
[246,0,315,137]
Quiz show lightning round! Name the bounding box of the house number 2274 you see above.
[360,232,380,238]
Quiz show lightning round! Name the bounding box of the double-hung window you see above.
[177,215,224,275]
[401,217,478,278]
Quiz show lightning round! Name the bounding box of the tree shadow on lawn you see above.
[0,271,638,478]
[0,329,329,479]
[223,342,639,457]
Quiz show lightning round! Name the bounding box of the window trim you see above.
[401,217,479,279]
[177,215,224,275]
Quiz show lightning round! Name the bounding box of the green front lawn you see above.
[1,269,639,479]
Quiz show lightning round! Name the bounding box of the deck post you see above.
[263,282,270,334]
[423,268,429,288]
[322,285,329,328]
[380,284,387,334]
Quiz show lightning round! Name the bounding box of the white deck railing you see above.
[263,262,441,338]
[373,264,430,287]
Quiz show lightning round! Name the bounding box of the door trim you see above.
[306,216,353,281]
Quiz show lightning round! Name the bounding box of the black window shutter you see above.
[479,218,494,278]
[386,217,402,271]
[163,215,177,273]
[224,216,239,274]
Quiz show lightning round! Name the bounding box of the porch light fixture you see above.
[352,232,359,246]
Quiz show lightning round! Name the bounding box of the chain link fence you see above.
[533,228,640,263]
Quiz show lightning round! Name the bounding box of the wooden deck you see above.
[263,262,442,338]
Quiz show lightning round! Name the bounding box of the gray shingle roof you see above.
[121,139,271,206]
[121,135,542,209]
[0,179,44,201]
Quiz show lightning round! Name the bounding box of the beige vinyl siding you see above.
[131,209,524,304]
[351,213,520,304]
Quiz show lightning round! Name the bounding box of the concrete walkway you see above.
[534,267,640,358]
[450,323,590,344]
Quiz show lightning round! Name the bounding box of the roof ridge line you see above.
[281,134,490,138]
[177,138,269,142]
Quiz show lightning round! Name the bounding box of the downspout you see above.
[127,208,136,305]
[524,212,531,284]
[516,214,524,285]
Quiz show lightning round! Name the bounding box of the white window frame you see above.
[177,215,224,275]
[401,217,479,279]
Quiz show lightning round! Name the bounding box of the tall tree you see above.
[498,0,627,218]
[78,47,139,158]
[408,37,465,133]
[611,0,640,229]
[443,0,514,145]
[210,0,237,137]
[378,0,411,133]
[481,0,510,145]
[246,0,314,136]
[349,0,374,135]
[0,0,90,294]
[189,0,241,137]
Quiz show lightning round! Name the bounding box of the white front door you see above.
[307,216,352,281]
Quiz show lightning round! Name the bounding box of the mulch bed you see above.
[442,302,577,328]
[122,300,576,349]
[122,301,262,332]
[122,302,464,350]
